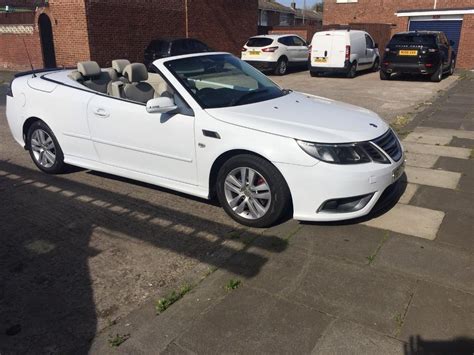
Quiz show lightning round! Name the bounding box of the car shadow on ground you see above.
[301,173,408,227]
[404,335,474,355]
[0,160,288,353]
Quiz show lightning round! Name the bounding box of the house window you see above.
[259,10,268,26]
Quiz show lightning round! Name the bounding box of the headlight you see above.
[296,140,372,164]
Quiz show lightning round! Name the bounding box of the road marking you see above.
[414,127,474,140]
[403,142,471,159]
[363,204,444,240]
[404,152,439,169]
[398,183,418,204]
[404,132,452,146]
[405,166,461,189]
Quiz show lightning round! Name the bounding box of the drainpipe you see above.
[185,0,189,38]
[434,0,437,9]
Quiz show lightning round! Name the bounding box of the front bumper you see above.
[244,60,277,71]
[275,156,405,222]
[382,62,438,75]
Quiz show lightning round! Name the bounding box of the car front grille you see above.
[370,129,403,162]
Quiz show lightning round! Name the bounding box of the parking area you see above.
[272,70,458,123]
[1,70,473,353]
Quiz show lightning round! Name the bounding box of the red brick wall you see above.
[323,0,474,68]
[187,0,258,55]
[0,32,42,70]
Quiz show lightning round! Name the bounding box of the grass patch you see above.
[394,313,404,329]
[155,284,193,314]
[390,115,412,139]
[224,279,241,291]
[108,333,130,347]
[366,231,389,265]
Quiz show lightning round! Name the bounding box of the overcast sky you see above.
[277,0,321,8]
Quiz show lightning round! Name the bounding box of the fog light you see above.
[318,193,374,213]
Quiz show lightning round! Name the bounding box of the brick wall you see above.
[0,32,42,70]
[187,0,258,55]
[323,0,474,68]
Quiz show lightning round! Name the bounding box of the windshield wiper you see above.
[230,88,269,106]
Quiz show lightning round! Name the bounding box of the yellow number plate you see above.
[314,57,327,63]
[249,50,260,56]
[399,50,418,56]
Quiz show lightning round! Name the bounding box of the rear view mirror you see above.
[146,97,178,114]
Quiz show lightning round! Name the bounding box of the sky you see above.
[277,0,322,8]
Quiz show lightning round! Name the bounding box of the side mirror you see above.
[146,97,178,114]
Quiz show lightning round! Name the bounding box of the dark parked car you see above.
[380,31,456,82]
[144,38,212,67]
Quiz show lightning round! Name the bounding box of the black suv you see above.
[144,38,212,67]
[380,31,456,82]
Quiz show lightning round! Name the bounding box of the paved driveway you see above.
[272,70,458,123]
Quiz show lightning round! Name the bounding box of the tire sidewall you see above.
[347,62,357,78]
[216,155,290,228]
[275,58,288,76]
[27,121,65,174]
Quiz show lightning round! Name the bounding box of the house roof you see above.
[258,0,322,21]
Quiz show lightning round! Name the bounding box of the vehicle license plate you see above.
[392,162,405,182]
[399,50,418,56]
[314,57,327,63]
[249,50,260,56]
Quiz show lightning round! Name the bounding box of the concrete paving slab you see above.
[434,156,474,175]
[414,127,474,140]
[289,257,417,336]
[175,287,334,354]
[312,319,405,355]
[419,120,463,130]
[450,137,474,149]
[403,142,471,159]
[288,224,387,265]
[400,282,474,343]
[374,237,474,294]
[410,185,474,216]
[398,183,419,204]
[437,212,474,251]
[404,132,452,146]
[405,166,461,189]
[362,204,444,240]
[404,152,439,168]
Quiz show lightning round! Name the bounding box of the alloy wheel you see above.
[223,167,271,220]
[30,128,56,168]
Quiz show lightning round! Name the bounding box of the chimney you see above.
[290,1,296,10]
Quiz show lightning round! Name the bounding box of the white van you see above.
[309,30,380,78]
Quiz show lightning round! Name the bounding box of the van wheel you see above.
[27,120,66,174]
[274,58,288,76]
[380,70,390,80]
[347,62,357,78]
[430,65,443,82]
[372,58,380,72]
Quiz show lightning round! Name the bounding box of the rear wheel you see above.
[430,64,443,82]
[216,154,291,228]
[449,58,456,76]
[347,62,357,78]
[380,70,390,80]
[27,120,65,174]
[274,57,288,76]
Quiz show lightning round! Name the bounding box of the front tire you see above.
[27,120,65,174]
[449,58,456,76]
[274,57,288,76]
[216,154,291,228]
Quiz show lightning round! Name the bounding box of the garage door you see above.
[409,20,463,53]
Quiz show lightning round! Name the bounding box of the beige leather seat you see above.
[77,61,116,94]
[122,63,155,103]
[112,59,130,80]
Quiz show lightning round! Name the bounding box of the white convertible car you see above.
[6,53,404,227]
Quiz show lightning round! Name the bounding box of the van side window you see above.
[365,35,374,49]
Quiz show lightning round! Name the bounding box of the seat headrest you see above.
[123,63,148,83]
[78,61,101,77]
[112,59,131,74]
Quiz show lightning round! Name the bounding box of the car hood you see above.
[206,92,389,143]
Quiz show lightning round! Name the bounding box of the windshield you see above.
[164,54,287,109]
[390,34,436,46]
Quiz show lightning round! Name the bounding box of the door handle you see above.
[93,108,109,118]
